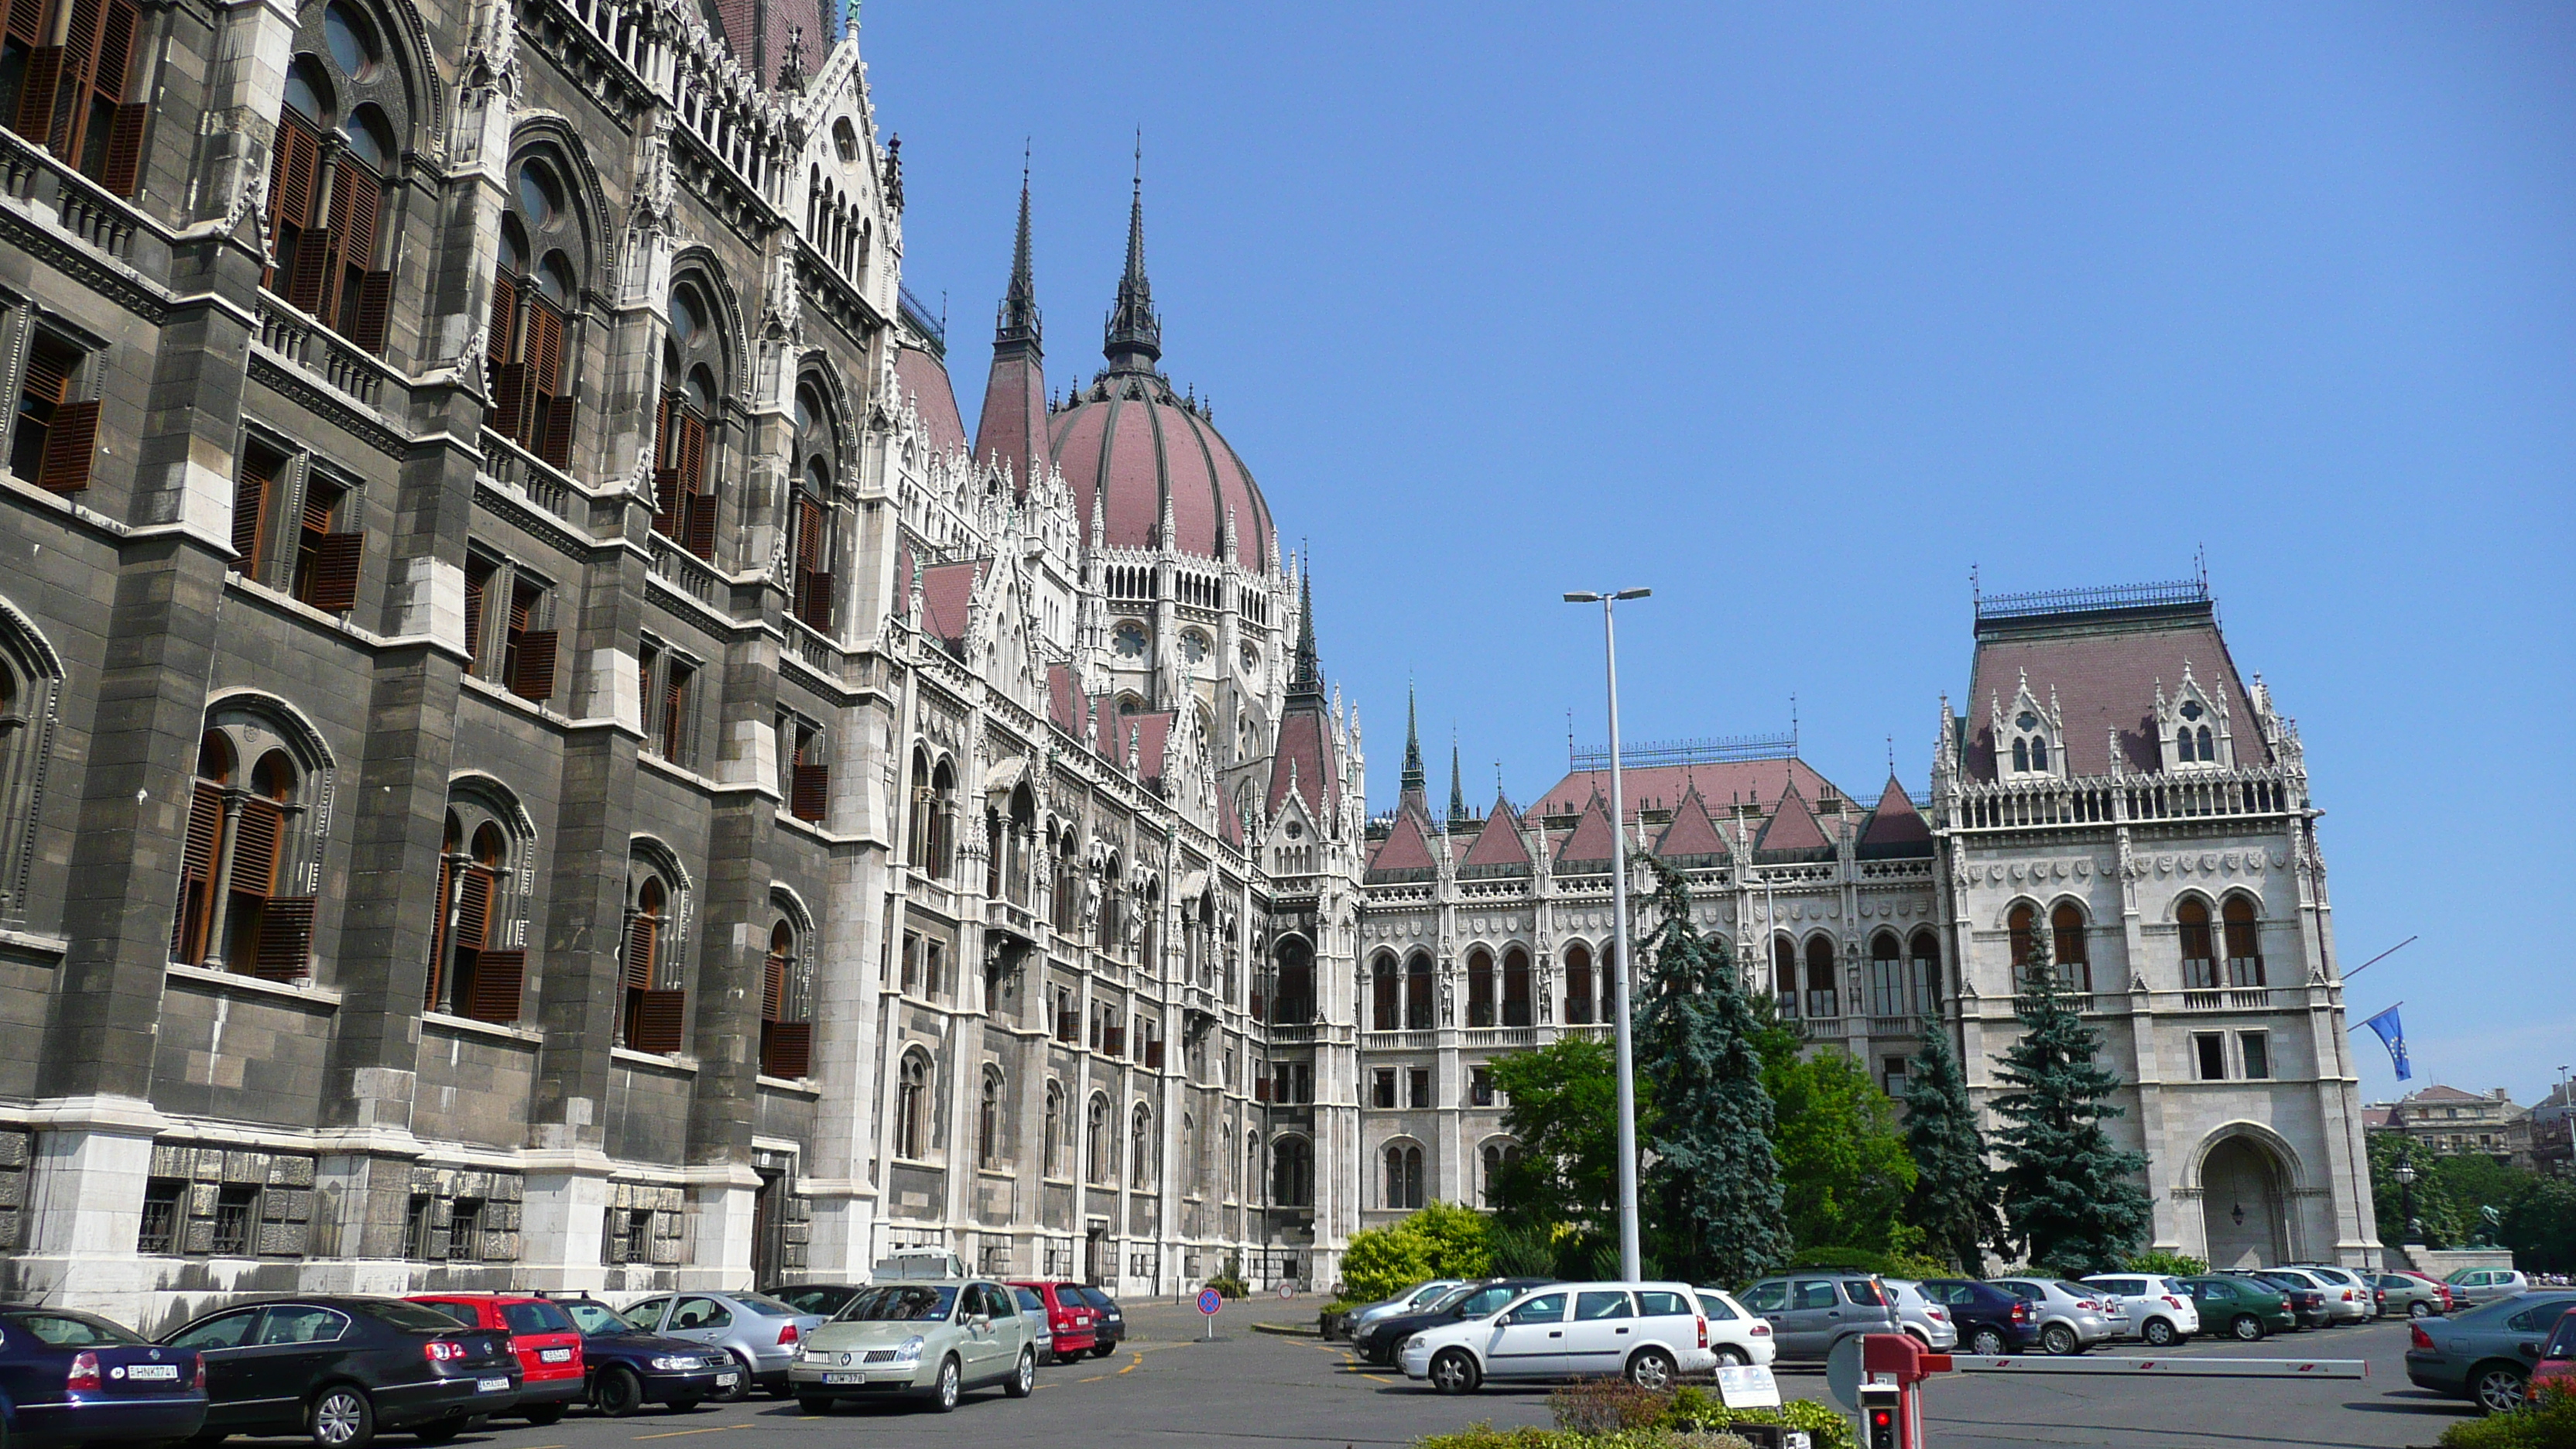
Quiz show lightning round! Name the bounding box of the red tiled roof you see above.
[918,560,985,645]
[1756,786,1831,854]
[1368,808,1438,878]
[1556,794,1619,865]
[1653,790,1731,863]
[1266,702,1339,820]
[1046,381,1273,566]
[1125,711,1174,782]
[896,345,968,457]
[1459,796,1534,874]
[1047,663,1083,731]
[1857,777,1932,854]
[1533,759,1840,821]
[1965,608,2268,780]
[975,348,1048,491]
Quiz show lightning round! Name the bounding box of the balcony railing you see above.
[1364,1029,1436,1050]
[1460,1027,1536,1049]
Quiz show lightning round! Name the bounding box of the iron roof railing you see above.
[1975,577,2209,622]
[897,283,945,355]
[1571,732,1797,771]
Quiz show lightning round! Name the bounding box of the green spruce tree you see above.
[1902,1028,2002,1275]
[1989,932,2153,1275]
[1636,857,1788,1285]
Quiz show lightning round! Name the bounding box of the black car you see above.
[552,1297,732,1415]
[0,1307,207,1447]
[765,1284,867,1321]
[1073,1287,1124,1358]
[1917,1279,2043,1357]
[1353,1278,1553,1367]
[2236,1273,2329,1329]
[163,1297,519,1449]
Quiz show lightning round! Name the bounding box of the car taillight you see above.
[778,1324,800,1347]
[1697,1317,1708,1348]
[2412,1324,2434,1352]
[1749,1322,1772,1336]
[67,1351,101,1391]
[2163,1297,2184,1310]
[1929,1308,1948,1321]
[2011,1303,2029,1323]
[424,1341,468,1363]
[193,1357,206,1390]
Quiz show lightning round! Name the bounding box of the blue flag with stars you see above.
[2363,1005,2410,1081]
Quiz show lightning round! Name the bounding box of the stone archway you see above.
[2201,1135,2291,1268]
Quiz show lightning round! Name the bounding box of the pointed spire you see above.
[1103,133,1161,372]
[1399,685,1427,805]
[994,146,1040,349]
[1447,731,1468,831]
[1288,564,1321,697]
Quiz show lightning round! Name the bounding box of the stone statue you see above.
[2475,1204,2504,1248]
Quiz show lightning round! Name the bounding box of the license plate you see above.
[477,1377,511,1393]
[126,1364,180,1381]
[822,1372,862,1386]
[538,1348,572,1364]
[714,1372,740,1387]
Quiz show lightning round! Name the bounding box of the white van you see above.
[1399,1281,1718,1392]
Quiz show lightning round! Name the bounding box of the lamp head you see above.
[1563,592,1601,603]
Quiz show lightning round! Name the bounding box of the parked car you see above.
[1989,1279,2119,1355]
[2081,1273,2201,1347]
[2444,1267,2533,1308]
[1004,1286,1053,1365]
[1399,1283,1718,1393]
[1690,1289,1776,1368]
[2177,1275,2298,1341]
[2374,1273,2451,1319]
[2270,1266,2371,1324]
[1737,1272,1903,1362]
[0,1306,207,1449]
[617,1290,824,1399]
[1354,1278,1553,1367]
[552,1297,735,1416]
[2528,1306,2576,1404]
[766,1284,868,1320]
[1004,1281,1098,1362]
[1917,1279,2042,1357]
[1352,1281,1471,1333]
[406,1293,585,1423]
[2227,1270,2328,1328]
[1074,1286,1126,1358]
[789,1279,1036,1413]
[1882,1279,1958,1351]
[2404,1290,2576,1414]
[163,1296,521,1449]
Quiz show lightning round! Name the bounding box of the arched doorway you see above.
[2201,1134,2290,1268]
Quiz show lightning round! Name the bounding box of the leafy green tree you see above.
[1636,858,1788,1285]
[1769,1046,1919,1258]
[1988,933,2152,1275]
[1337,1201,1493,1301]
[2369,1131,2465,1248]
[1903,1028,2002,1274]
[2504,1178,2576,1274]
[1488,1036,1629,1243]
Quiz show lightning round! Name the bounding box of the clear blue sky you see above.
[863,4,2574,1108]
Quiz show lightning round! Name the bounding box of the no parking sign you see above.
[1197,1286,1222,1338]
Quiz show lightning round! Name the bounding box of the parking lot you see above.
[392,1297,2475,1449]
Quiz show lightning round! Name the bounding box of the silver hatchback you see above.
[1992,1278,2119,1355]
[621,1291,828,1399]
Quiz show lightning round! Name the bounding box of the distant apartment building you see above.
[2368,1085,2532,1166]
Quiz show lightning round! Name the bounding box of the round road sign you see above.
[1197,1286,1223,1315]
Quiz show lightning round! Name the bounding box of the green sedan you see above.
[2177,1276,2300,1340]
[790,1279,1038,1413]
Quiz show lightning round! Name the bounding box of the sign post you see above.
[1197,1286,1222,1340]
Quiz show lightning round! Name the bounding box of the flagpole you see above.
[2348,1000,2406,1032]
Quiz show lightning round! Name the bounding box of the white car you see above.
[2266,1266,2370,1325]
[1691,1288,1778,1367]
[2081,1274,2202,1346]
[1400,1282,1719,1392]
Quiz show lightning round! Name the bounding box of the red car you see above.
[1007,1281,1098,1362]
[409,1293,586,1423]
[2530,1307,2576,1404]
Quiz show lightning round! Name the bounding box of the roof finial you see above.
[1288,560,1320,696]
[1399,682,1427,804]
[1448,729,1468,831]
[994,142,1040,348]
[1103,129,1160,370]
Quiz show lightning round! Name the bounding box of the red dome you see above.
[1047,372,1273,568]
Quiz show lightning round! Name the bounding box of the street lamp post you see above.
[1566,587,1650,1283]
[2393,1152,2419,1245]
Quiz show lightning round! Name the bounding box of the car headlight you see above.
[649,1356,687,1372]
[893,1336,926,1362]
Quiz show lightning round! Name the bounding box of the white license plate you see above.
[538,1348,572,1364]
[476,1377,511,1393]
[822,1372,862,1386]
[714,1372,740,1387]
[126,1364,180,1381]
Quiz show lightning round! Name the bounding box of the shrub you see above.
[1205,1273,1249,1299]
[1549,1377,1670,1434]
[1786,1245,1951,1281]
[2121,1249,2211,1277]
[1667,1396,1858,1449]
[2440,1380,2576,1449]
[1340,1201,1495,1301]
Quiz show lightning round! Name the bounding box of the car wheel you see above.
[1428,1348,1481,1395]
[594,1367,646,1418]
[1625,1347,1678,1392]
[2143,1318,2178,1348]
[1968,1327,2006,1357]
[2040,1323,2079,1356]
[796,1397,831,1416]
[308,1386,374,1449]
[1715,1345,1750,1367]
[714,1352,752,1403]
[2409,1301,2433,1319]
[2230,1314,2263,1342]
[522,1404,565,1427]
[2472,1363,2530,1416]
[1093,1343,1117,1360]
[1004,1348,1036,1399]
[926,1355,961,1413]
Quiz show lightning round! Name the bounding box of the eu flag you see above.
[2362,1005,2410,1081]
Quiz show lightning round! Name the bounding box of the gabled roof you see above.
[1458,794,1534,877]
[1755,786,1831,857]
[1965,598,2268,780]
[1653,789,1731,868]
[1856,777,1933,859]
[896,344,968,457]
[1266,701,1339,821]
[917,559,985,648]
[1366,808,1438,882]
[1555,793,1619,868]
[1533,759,1837,820]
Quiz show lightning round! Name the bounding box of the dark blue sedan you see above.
[0,1307,207,1447]
[552,1299,731,1415]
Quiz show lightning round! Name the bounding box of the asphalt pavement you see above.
[341,1299,2474,1449]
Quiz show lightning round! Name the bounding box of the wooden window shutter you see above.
[303,530,363,613]
[488,362,531,441]
[327,161,379,272]
[760,1022,810,1079]
[796,572,832,632]
[794,496,824,574]
[652,468,681,534]
[250,896,316,980]
[682,492,716,560]
[461,567,486,669]
[13,48,58,146]
[350,270,393,355]
[36,399,98,494]
[508,629,556,701]
[485,272,518,375]
[286,224,332,313]
[535,396,576,470]
[229,463,267,570]
[453,865,493,951]
[675,413,707,492]
[659,672,687,756]
[466,949,523,1023]
[629,988,687,1053]
[791,761,827,823]
[525,304,565,396]
[100,101,143,194]
[623,913,656,990]
[53,0,104,152]
[3,0,43,45]
[423,855,452,1009]
[180,781,224,886]
[229,797,283,896]
[761,951,787,1022]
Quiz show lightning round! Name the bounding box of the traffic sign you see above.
[1197,1286,1223,1315]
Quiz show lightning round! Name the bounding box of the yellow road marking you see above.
[632,1426,752,1440]
[1078,1374,1107,1382]
[1116,1351,1144,1374]
[1361,1372,1392,1385]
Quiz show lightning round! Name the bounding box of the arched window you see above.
[426,787,529,1023]
[173,708,328,980]
[2196,726,2215,762]
[1139,880,1160,973]
[786,379,839,630]
[1770,935,1798,1018]
[1564,942,1595,1026]
[0,614,62,927]
[1479,1141,1523,1209]
[1129,1105,1155,1190]
[265,2,406,354]
[2007,903,2040,982]
[1098,853,1123,954]
[2051,903,2091,992]
[1404,951,1433,1030]
[2178,897,2217,988]
[1086,1094,1111,1184]
[1908,929,1943,1016]
[488,151,587,468]
[2222,896,2264,987]
[1804,936,1839,1019]
[1272,1136,1312,1207]
[759,911,813,1077]
[927,759,957,881]
[1383,1142,1424,1211]
[1271,934,1314,1025]
[1051,826,1081,935]
[1465,948,1495,1028]
[895,1051,930,1160]
[620,855,687,1052]
[983,805,1004,899]
[1502,946,1532,1027]
[3,0,149,196]
[906,747,933,868]
[1005,786,1036,909]
[978,1066,1004,1167]
[1600,944,1619,1023]
[652,276,725,560]
[2030,736,2049,771]
[1370,953,1397,1031]
[2012,738,2029,773]
[1043,1080,1064,1178]
[1868,932,1904,1018]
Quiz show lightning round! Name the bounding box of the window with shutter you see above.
[0,0,45,134]
[467,949,523,1023]
[230,440,286,578]
[172,779,224,963]
[67,0,137,187]
[423,854,453,1009]
[509,629,556,701]
[461,555,492,672]
[290,479,361,612]
[11,333,91,492]
[790,760,828,824]
[265,116,323,293]
[250,895,316,980]
[760,1022,810,1079]
[628,988,687,1053]
[324,159,382,341]
[659,664,691,763]
[622,911,656,991]
[485,272,518,389]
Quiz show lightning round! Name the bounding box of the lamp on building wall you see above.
[2231,1203,2245,1228]
[1564,586,1649,1285]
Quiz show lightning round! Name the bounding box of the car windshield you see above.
[838,1286,959,1322]
[6,1311,144,1346]
[500,1302,574,1334]
[1424,1285,1482,1314]
[772,1287,855,1315]
[2054,1282,2099,1300]
[370,1302,483,1333]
